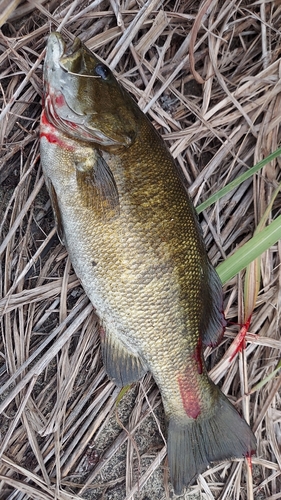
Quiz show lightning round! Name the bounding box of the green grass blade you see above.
[244,184,281,319]
[196,147,281,214]
[249,358,281,394]
[216,214,281,284]
[116,385,131,406]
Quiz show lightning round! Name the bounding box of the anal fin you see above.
[101,329,147,387]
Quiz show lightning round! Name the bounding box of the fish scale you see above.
[40,32,256,494]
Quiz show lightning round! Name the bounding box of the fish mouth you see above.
[45,31,83,61]
[61,36,83,62]
[45,32,66,71]
[46,33,88,76]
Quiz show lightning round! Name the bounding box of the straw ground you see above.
[0,1,281,499]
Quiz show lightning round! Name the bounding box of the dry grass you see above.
[0,1,281,499]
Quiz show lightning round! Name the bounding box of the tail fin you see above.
[168,385,256,495]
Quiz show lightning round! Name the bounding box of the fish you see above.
[40,32,256,494]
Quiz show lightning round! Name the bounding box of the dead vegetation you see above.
[0,0,281,499]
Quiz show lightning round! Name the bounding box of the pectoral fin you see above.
[75,150,119,220]
[101,329,147,387]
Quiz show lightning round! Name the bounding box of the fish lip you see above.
[45,32,66,72]
[45,33,84,77]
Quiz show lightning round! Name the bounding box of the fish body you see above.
[40,33,256,494]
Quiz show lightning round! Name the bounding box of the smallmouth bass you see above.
[40,32,256,494]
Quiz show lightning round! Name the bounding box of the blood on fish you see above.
[178,364,202,419]
[193,338,203,374]
[40,131,61,145]
[64,119,78,131]
[55,94,65,107]
[40,110,50,126]
[40,110,75,150]
[40,130,75,151]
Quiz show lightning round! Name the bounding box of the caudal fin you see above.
[168,385,256,495]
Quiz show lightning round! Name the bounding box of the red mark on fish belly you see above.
[178,362,202,419]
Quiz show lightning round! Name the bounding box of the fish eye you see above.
[95,64,110,80]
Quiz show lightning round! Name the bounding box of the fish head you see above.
[43,32,139,147]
